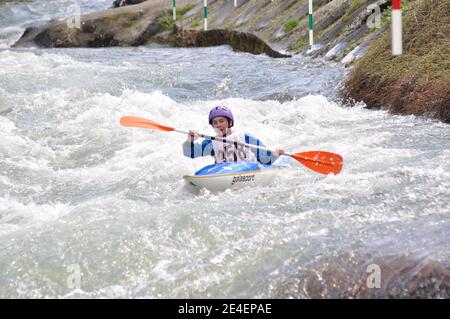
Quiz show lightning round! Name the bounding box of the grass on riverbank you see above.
[159,3,196,30]
[343,0,450,122]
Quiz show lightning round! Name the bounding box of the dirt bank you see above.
[342,0,450,123]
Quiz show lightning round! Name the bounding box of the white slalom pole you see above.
[392,0,402,55]
[204,0,208,31]
[308,0,313,46]
[234,0,237,8]
[172,0,176,21]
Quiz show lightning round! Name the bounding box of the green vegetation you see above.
[344,0,450,122]
[317,21,337,38]
[160,2,195,28]
[284,19,299,33]
[158,15,174,30]
[341,0,364,23]
[341,15,350,23]
[349,0,449,82]
[291,39,307,50]
[177,3,195,16]
[191,20,200,28]
[381,0,415,26]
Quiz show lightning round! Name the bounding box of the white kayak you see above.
[183,162,282,192]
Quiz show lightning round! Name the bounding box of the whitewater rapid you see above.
[1,0,449,298]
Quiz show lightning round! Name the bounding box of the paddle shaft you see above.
[119,116,343,174]
[174,129,291,156]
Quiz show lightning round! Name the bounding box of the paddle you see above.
[120,116,343,175]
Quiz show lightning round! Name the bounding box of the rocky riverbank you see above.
[12,0,449,121]
[13,0,193,48]
[275,214,450,298]
[343,0,450,123]
[12,0,395,60]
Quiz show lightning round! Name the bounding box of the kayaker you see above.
[182,106,284,164]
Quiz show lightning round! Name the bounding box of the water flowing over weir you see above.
[1,0,450,298]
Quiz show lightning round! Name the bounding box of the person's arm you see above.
[244,133,283,165]
[182,138,214,158]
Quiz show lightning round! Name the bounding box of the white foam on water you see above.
[0,26,24,49]
[0,6,449,296]
[0,197,72,235]
[1,80,449,297]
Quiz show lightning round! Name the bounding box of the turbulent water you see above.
[1,0,449,298]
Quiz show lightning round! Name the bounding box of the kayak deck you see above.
[183,162,278,192]
[194,162,271,176]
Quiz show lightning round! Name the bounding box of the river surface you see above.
[1,0,449,298]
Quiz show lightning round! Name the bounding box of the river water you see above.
[1,0,449,298]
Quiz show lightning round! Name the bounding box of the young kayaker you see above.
[182,105,284,164]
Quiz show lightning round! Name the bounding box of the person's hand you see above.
[187,130,199,142]
[275,148,285,156]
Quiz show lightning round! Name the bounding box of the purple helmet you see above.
[208,105,234,127]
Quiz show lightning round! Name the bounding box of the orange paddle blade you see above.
[290,151,343,175]
[120,116,175,132]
